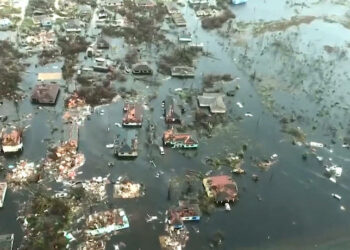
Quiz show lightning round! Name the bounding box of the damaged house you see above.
[64,19,84,33]
[85,209,129,236]
[171,66,195,77]
[122,103,143,127]
[116,132,138,158]
[164,96,181,124]
[167,203,201,229]
[163,128,198,149]
[31,83,60,105]
[197,93,226,113]
[132,63,153,75]
[1,128,23,153]
[203,175,238,204]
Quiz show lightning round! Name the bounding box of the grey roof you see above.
[198,93,226,113]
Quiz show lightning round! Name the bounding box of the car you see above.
[54,192,69,198]
[159,146,165,155]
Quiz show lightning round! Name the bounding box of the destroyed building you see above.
[31,84,60,105]
[163,128,198,149]
[122,103,143,127]
[164,96,181,124]
[0,182,7,208]
[197,93,226,113]
[1,128,23,153]
[114,180,144,198]
[64,19,84,33]
[171,13,186,27]
[44,140,85,180]
[171,66,195,77]
[167,203,201,229]
[203,175,238,204]
[132,63,153,75]
[85,209,129,236]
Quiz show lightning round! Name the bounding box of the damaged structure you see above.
[116,132,138,158]
[163,128,198,149]
[122,103,143,127]
[164,96,181,124]
[171,66,195,77]
[1,128,23,153]
[132,63,153,75]
[31,83,60,105]
[114,179,144,198]
[44,140,85,180]
[203,175,238,204]
[167,203,201,229]
[197,93,226,113]
[85,209,129,236]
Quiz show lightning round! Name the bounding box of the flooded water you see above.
[1,0,350,249]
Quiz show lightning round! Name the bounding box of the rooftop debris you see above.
[6,161,39,188]
[85,209,129,236]
[164,96,182,124]
[63,93,91,125]
[167,202,201,229]
[114,179,145,198]
[78,239,106,250]
[122,103,143,127]
[163,128,198,149]
[203,175,238,204]
[0,182,7,208]
[116,137,138,158]
[82,177,108,201]
[171,66,195,78]
[44,140,85,180]
[1,128,23,153]
[31,83,60,105]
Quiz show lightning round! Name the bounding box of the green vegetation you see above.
[203,74,233,88]
[0,41,24,100]
[77,85,117,106]
[25,193,71,249]
[102,1,167,45]
[202,10,235,30]
[282,126,306,143]
[25,0,54,16]
[158,47,201,75]
[58,36,89,79]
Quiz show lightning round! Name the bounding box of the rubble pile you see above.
[63,93,91,125]
[79,239,106,250]
[82,177,108,201]
[44,140,85,180]
[6,161,39,187]
[1,129,22,146]
[85,209,129,236]
[114,180,144,199]
[159,225,189,250]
